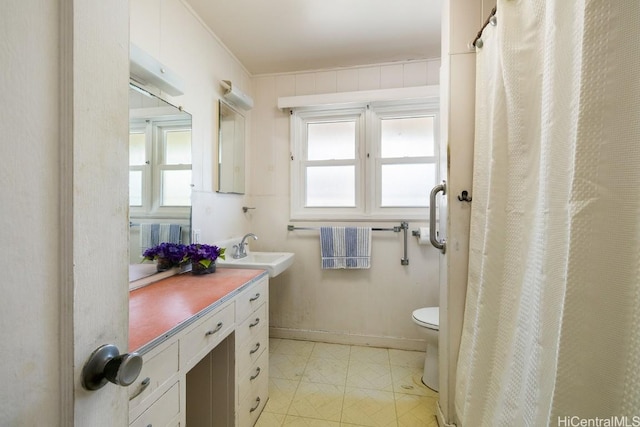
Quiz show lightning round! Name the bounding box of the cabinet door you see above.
[129,340,180,420]
[235,303,267,348]
[235,277,268,323]
[130,382,180,427]
[181,302,235,370]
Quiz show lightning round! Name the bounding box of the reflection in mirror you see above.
[128,84,192,283]
[217,100,245,194]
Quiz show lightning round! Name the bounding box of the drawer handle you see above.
[249,397,261,412]
[249,342,261,354]
[250,367,261,381]
[205,322,223,336]
[129,376,150,400]
[249,318,260,328]
[249,293,261,302]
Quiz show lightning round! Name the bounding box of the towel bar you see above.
[287,222,410,266]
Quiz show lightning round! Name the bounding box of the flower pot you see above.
[156,257,175,272]
[191,261,216,275]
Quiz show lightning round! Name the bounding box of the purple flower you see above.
[142,242,187,265]
[184,244,226,268]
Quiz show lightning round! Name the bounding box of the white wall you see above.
[439,0,496,424]
[250,60,441,350]
[2,0,130,425]
[1,2,63,423]
[130,0,255,244]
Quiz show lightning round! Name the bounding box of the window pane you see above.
[161,170,192,206]
[306,166,355,207]
[381,116,434,158]
[381,164,435,207]
[165,130,192,165]
[307,121,355,160]
[129,170,142,206]
[129,132,146,166]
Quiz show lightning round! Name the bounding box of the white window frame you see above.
[130,117,192,219]
[290,98,439,221]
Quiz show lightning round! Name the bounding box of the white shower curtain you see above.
[455,1,640,425]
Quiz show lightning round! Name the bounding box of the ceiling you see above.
[185,0,442,75]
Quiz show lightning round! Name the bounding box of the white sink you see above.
[217,251,295,278]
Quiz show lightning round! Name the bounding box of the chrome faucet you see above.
[233,233,258,259]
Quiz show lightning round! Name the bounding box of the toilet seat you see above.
[412,307,439,331]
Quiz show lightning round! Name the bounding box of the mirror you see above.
[128,84,192,282]
[217,100,245,194]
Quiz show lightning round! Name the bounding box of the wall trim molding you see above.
[269,327,427,352]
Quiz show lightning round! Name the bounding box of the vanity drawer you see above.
[237,322,268,373]
[235,277,268,323]
[129,381,180,427]
[128,340,179,415]
[238,349,268,401]
[181,302,235,370]
[238,369,269,427]
[235,303,267,348]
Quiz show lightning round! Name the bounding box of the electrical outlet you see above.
[193,229,201,243]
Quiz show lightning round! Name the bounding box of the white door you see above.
[1,1,130,425]
[68,0,131,424]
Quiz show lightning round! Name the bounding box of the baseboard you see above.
[269,327,427,351]
[436,400,456,427]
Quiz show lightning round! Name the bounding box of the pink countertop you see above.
[129,268,265,352]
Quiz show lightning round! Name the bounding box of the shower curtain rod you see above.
[472,6,497,48]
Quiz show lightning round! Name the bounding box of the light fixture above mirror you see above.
[220,80,253,110]
[130,43,185,96]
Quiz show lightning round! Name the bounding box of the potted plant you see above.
[185,243,226,275]
[142,242,187,272]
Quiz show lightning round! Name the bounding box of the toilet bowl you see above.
[411,307,439,391]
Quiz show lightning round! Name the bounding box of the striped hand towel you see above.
[320,226,372,269]
[140,223,182,254]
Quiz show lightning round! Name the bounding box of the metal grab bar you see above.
[287,225,403,232]
[430,181,447,254]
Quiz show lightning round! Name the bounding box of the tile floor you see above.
[255,338,439,427]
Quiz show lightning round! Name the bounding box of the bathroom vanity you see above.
[128,268,269,426]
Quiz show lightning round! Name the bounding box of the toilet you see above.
[411,307,439,391]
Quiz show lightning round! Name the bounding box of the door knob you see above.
[82,344,143,391]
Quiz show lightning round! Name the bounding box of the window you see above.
[290,101,438,220]
[129,118,192,217]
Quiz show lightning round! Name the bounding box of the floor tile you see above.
[265,378,300,414]
[388,349,425,368]
[255,411,285,427]
[302,357,349,385]
[346,360,393,391]
[310,342,352,360]
[270,353,309,380]
[341,387,398,427]
[275,339,315,357]
[270,338,284,354]
[349,346,390,365]
[257,340,439,427]
[394,393,439,427]
[283,415,341,426]
[390,365,438,397]
[287,382,345,422]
